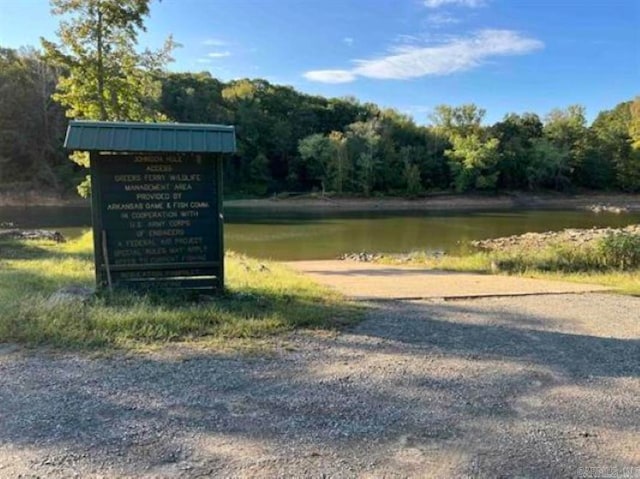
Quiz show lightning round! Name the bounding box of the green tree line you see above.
[1,36,639,197]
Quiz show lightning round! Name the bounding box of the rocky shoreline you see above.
[338,224,640,262]
[0,229,66,242]
[471,224,640,251]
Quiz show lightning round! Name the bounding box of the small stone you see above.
[46,285,94,306]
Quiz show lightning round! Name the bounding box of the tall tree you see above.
[297,133,334,194]
[347,119,382,196]
[41,0,175,195]
[42,0,174,122]
[431,104,500,192]
[590,100,632,190]
[543,105,590,187]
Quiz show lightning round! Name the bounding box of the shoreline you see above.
[2,191,640,212]
[225,193,640,212]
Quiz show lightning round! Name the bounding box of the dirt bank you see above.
[226,193,640,212]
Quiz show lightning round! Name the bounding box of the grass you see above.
[378,235,640,296]
[0,232,360,349]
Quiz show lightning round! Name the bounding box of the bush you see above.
[597,232,640,270]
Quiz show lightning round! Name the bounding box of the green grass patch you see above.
[378,232,640,296]
[0,232,360,349]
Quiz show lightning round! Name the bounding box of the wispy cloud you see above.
[424,0,486,8]
[203,38,227,46]
[304,69,357,84]
[207,51,231,58]
[343,37,354,46]
[426,12,461,26]
[196,58,212,64]
[391,33,459,50]
[304,29,543,84]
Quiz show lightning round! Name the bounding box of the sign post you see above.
[64,121,236,293]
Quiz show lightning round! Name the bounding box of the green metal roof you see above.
[64,120,236,153]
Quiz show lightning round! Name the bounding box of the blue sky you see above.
[1,0,638,124]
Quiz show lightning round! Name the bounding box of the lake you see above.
[1,205,639,261]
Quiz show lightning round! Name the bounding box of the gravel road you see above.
[1,293,638,478]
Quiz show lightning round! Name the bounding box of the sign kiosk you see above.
[64,121,236,293]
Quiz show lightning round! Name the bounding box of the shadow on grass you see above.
[0,238,93,262]
[0,240,362,349]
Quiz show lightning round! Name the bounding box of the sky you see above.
[1,0,638,124]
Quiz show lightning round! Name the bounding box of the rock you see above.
[471,224,640,252]
[0,229,66,242]
[46,286,94,307]
[338,251,383,262]
[586,204,629,214]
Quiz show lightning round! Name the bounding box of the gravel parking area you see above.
[0,293,638,478]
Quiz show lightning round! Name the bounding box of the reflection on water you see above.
[1,205,639,261]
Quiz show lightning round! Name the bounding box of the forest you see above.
[0,1,638,198]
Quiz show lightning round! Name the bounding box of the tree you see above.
[431,104,499,192]
[445,134,501,192]
[630,97,640,144]
[430,104,485,138]
[492,113,543,189]
[42,0,174,122]
[403,162,422,197]
[160,72,228,124]
[590,100,635,190]
[543,105,590,187]
[42,0,175,195]
[526,138,571,190]
[623,97,640,191]
[0,47,70,190]
[328,131,350,193]
[347,120,382,196]
[297,133,334,194]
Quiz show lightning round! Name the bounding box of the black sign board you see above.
[90,152,224,292]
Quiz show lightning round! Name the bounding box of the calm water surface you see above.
[1,205,639,261]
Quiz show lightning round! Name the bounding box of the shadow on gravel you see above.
[348,300,640,380]
[0,296,638,477]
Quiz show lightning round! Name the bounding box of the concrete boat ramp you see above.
[286,260,609,300]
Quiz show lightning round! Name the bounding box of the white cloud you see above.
[303,29,543,83]
[303,69,357,84]
[343,37,354,46]
[196,58,212,64]
[203,38,227,46]
[207,51,231,58]
[426,12,461,25]
[424,0,486,8]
